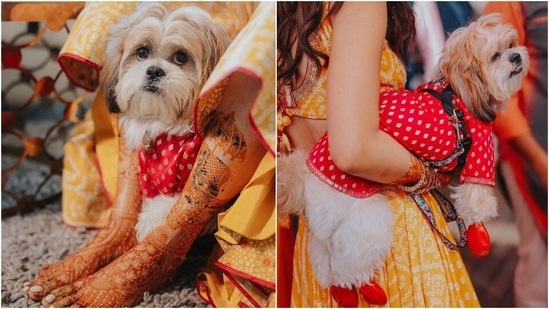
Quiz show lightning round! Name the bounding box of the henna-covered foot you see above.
[23,217,138,301]
[44,231,193,307]
[45,192,226,308]
[44,98,266,306]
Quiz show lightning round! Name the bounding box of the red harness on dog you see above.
[138,132,203,198]
[307,81,495,198]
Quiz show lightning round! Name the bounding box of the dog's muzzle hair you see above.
[100,3,230,118]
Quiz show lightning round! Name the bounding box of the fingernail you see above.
[44,294,56,304]
[22,286,29,292]
[23,282,30,287]
[29,286,43,293]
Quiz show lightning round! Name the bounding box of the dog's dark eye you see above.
[491,52,500,62]
[173,51,188,65]
[136,47,149,60]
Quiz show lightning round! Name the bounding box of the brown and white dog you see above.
[100,2,229,241]
[278,13,529,305]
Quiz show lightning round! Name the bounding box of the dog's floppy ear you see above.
[99,17,127,114]
[99,3,168,113]
[169,6,230,87]
[438,17,494,122]
[199,22,230,85]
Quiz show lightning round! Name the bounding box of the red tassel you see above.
[358,280,388,305]
[467,222,491,257]
[330,285,358,307]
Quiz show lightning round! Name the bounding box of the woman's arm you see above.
[327,2,414,183]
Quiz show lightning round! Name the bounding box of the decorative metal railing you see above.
[2,2,87,217]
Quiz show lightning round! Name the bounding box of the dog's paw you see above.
[451,183,498,224]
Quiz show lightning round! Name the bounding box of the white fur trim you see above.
[304,174,394,288]
[450,183,498,224]
[277,149,309,216]
[135,195,177,242]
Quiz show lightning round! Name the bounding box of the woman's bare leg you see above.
[24,134,142,301]
[45,72,268,307]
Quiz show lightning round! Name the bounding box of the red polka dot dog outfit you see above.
[138,132,203,198]
[307,80,495,198]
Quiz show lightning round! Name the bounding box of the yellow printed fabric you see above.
[292,191,480,307]
[194,1,275,154]
[198,153,276,307]
[62,110,111,228]
[283,3,480,308]
[58,1,276,306]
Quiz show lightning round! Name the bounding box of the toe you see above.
[27,277,67,301]
[27,285,45,301]
[51,294,79,308]
[42,294,56,307]
[42,284,77,307]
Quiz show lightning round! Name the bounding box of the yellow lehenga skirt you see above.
[292,190,480,307]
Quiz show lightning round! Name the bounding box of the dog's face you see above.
[438,13,529,122]
[100,3,229,126]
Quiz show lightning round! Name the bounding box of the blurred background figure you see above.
[407,1,476,89]
[485,2,548,307]
[406,2,445,89]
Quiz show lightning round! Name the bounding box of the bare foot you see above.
[23,216,138,301]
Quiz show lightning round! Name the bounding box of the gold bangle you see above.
[395,160,437,194]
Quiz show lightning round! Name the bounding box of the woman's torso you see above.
[279,3,407,153]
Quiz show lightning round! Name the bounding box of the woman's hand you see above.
[381,154,452,194]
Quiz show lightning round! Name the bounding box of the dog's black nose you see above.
[509,53,522,64]
[146,66,165,80]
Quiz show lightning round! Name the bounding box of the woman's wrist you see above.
[390,154,424,186]
[389,154,448,194]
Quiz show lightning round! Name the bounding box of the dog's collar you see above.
[420,83,471,169]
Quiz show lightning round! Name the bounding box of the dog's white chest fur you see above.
[135,195,177,242]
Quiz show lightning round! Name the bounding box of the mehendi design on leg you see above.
[204,111,248,163]
[26,136,141,303]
